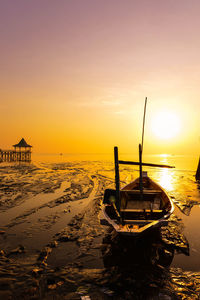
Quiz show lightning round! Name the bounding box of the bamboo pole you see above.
[114,146,121,212]
[139,144,143,200]
[141,97,147,151]
[118,160,175,168]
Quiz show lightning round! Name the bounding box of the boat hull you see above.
[100,176,174,236]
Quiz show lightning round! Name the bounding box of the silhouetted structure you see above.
[195,157,200,180]
[0,138,32,162]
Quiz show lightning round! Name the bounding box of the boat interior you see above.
[119,189,165,222]
[120,190,162,210]
[103,179,170,223]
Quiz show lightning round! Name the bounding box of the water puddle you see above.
[172,204,200,271]
[0,181,70,226]
[1,178,99,249]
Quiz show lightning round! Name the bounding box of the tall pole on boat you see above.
[141,97,147,152]
[139,97,147,200]
[139,144,143,200]
[114,146,120,212]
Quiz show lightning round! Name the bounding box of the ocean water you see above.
[32,152,198,171]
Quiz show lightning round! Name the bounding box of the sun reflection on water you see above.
[158,168,174,191]
[155,155,174,192]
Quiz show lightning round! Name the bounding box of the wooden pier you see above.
[0,150,31,162]
[0,138,32,163]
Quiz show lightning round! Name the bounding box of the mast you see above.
[139,97,147,199]
[139,144,143,200]
[114,146,120,212]
[141,97,147,152]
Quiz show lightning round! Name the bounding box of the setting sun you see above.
[151,111,181,140]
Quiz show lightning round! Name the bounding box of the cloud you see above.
[101,100,121,106]
[73,87,138,113]
[76,97,123,108]
[113,110,126,115]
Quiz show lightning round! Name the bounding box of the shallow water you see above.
[0,181,70,226]
[172,205,200,271]
[0,154,200,299]
[148,165,200,272]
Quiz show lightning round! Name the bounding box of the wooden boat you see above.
[100,99,174,235]
[101,169,174,235]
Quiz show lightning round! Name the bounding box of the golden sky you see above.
[0,1,200,155]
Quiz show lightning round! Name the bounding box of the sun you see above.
[151,111,181,140]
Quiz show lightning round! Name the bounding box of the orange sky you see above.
[0,1,200,155]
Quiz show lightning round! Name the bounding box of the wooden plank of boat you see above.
[101,206,170,235]
[120,189,162,194]
[117,219,161,234]
[120,209,163,213]
[100,210,170,235]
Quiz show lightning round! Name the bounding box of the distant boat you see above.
[100,98,174,235]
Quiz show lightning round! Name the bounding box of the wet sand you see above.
[0,160,200,299]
